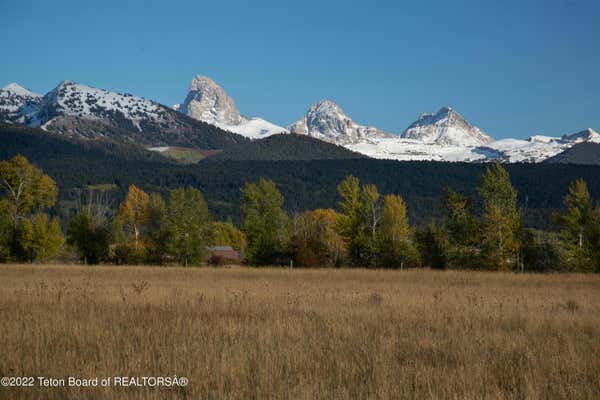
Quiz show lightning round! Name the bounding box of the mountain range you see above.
[1,77,599,164]
[0,80,247,150]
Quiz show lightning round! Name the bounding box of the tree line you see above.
[4,124,600,229]
[1,155,598,271]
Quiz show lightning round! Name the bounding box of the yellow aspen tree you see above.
[117,185,150,251]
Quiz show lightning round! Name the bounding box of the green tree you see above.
[0,155,63,262]
[415,223,449,269]
[378,194,419,268]
[336,176,381,267]
[168,187,212,266]
[67,211,112,264]
[555,179,600,271]
[0,155,57,224]
[521,229,570,272]
[442,189,481,269]
[336,175,361,241]
[0,207,10,261]
[111,219,131,265]
[443,189,479,245]
[212,221,247,252]
[241,179,288,266]
[27,214,64,262]
[478,162,521,270]
[290,208,345,268]
[145,193,172,265]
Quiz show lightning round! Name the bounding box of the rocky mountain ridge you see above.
[2,77,598,163]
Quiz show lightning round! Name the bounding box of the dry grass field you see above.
[0,265,598,399]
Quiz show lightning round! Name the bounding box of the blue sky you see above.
[1,0,599,139]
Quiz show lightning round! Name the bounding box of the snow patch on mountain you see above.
[347,138,487,162]
[220,117,286,138]
[483,139,568,163]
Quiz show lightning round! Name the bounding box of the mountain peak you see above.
[288,100,390,145]
[179,75,242,126]
[178,75,286,138]
[2,83,41,97]
[311,99,342,112]
[562,128,600,143]
[53,80,77,90]
[189,75,220,92]
[401,107,493,146]
[31,79,166,131]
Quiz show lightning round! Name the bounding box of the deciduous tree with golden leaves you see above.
[0,155,63,262]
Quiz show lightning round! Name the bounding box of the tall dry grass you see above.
[0,265,598,399]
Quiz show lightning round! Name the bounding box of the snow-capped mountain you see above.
[346,107,599,163]
[178,75,286,138]
[0,83,42,124]
[288,100,392,145]
[2,77,598,164]
[347,127,600,163]
[401,107,493,147]
[561,128,600,143]
[345,106,494,161]
[35,80,166,132]
[487,128,600,162]
[1,80,247,149]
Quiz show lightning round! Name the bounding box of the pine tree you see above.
[555,179,600,271]
[443,188,479,246]
[415,223,449,269]
[67,211,112,264]
[442,188,481,269]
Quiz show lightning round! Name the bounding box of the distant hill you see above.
[0,123,173,164]
[205,133,366,161]
[545,142,600,165]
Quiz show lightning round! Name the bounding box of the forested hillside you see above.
[1,124,599,228]
[545,142,600,165]
[0,123,172,163]
[208,133,365,161]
